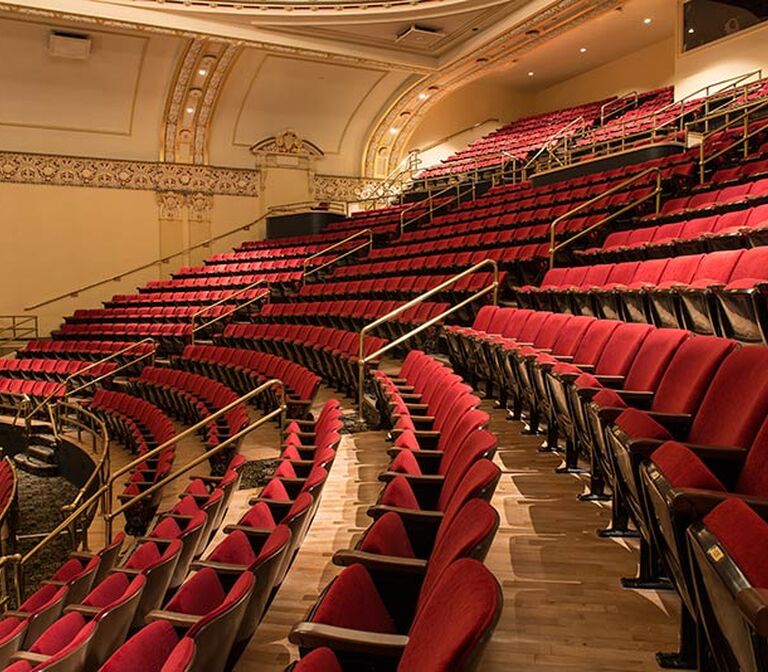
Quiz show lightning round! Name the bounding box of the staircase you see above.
[14,431,58,476]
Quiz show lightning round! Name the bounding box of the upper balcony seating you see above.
[0,359,116,384]
[18,341,154,364]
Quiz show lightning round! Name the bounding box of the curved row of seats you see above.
[219,324,388,397]
[445,304,768,668]
[51,325,189,355]
[171,345,321,418]
[0,379,65,408]
[285,354,503,670]
[65,306,232,325]
[515,247,768,344]
[0,360,116,383]
[0,459,17,553]
[577,202,768,262]
[128,368,249,469]
[107,288,266,308]
[85,401,343,672]
[18,341,154,364]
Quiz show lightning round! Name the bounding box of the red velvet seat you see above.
[97,620,195,672]
[288,558,502,671]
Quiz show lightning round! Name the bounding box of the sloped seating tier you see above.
[514,246,768,344]
[0,358,116,385]
[0,378,65,407]
[172,345,320,417]
[65,306,232,324]
[107,288,267,308]
[219,324,387,396]
[128,367,249,459]
[418,97,611,179]
[18,341,154,362]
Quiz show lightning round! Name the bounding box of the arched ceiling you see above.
[0,0,677,177]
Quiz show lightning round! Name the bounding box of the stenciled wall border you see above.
[0,150,260,196]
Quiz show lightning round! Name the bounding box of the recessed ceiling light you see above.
[186,107,194,113]
[643,17,652,24]
[528,71,534,77]
[198,68,207,76]
[418,92,428,100]
[688,27,695,34]
[389,127,399,134]
[579,47,587,53]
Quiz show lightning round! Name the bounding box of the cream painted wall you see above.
[406,79,533,153]
[415,120,502,172]
[533,38,676,114]
[0,184,260,335]
[674,22,768,99]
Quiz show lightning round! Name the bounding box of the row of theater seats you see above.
[0,360,116,383]
[578,202,768,261]
[253,299,448,348]
[0,379,64,406]
[0,400,342,671]
[107,289,266,308]
[219,324,388,397]
[286,353,503,671]
[0,459,17,552]
[18,342,154,365]
[65,307,232,325]
[127,368,249,470]
[515,247,768,344]
[445,304,768,669]
[171,345,320,410]
[51,325,189,356]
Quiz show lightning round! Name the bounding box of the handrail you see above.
[267,200,349,217]
[301,229,374,283]
[0,377,286,603]
[22,338,157,422]
[1,401,109,604]
[601,91,638,125]
[191,290,270,344]
[548,167,662,268]
[356,259,499,419]
[691,95,768,183]
[190,280,268,344]
[399,181,468,235]
[24,199,333,312]
[0,316,39,342]
[523,116,586,178]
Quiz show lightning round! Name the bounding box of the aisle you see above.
[234,395,680,671]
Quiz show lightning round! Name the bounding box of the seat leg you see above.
[578,450,611,501]
[621,536,673,590]
[597,489,639,538]
[556,430,586,474]
[655,606,698,670]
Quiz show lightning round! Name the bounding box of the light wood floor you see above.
[235,393,681,672]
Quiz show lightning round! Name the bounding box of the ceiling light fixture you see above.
[418,92,428,100]
[528,71,534,77]
[579,47,587,53]
[643,17,652,24]
[688,27,695,34]
[389,127,399,134]
[198,68,207,76]
[186,106,194,113]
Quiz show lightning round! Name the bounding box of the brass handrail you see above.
[695,96,768,183]
[0,377,286,604]
[189,280,269,344]
[399,181,472,235]
[301,229,374,283]
[1,402,108,604]
[191,289,270,345]
[0,316,39,342]
[548,167,662,268]
[356,259,499,419]
[523,116,586,178]
[24,199,337,312]
[22,338,157,422]
[601,92,638,125]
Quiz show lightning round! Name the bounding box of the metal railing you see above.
[693,96,768,183]
[190,281,269,344]
[301,229,374,283]
[548,167,662,268]
[0,316,38,344]
[356,259,499,419]
[522,116,587,179]
[21,338,158,424]
[399,181,475,235]
[0,402,109,605]
[601,92,639,125]
[0,378,285,604]
[24,199,339,312]
[499,151,521,184]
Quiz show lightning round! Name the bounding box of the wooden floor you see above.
[235,392,681,672]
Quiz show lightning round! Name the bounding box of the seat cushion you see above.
[311,564,397,634]
[293,647,342,672]
[591,388,628,409]
[389,450,422,476]
[379,477,420,510]
[614,408,674,441]
[651,441,727,491]
[359,512,415,558]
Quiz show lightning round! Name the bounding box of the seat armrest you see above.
[332,550,428,574]
[63,604,101,616]
[671,488,768,520]
[10,652,50,665]
[109,567,143,576]
[593,374,626,388]
[366,505,443,524]
[288,622,408,658]
[144,610,201,628]
[190,560,247,575]
[626,438,666,459]
[223,524,274,538]
[644,411,692,436]
[378,472,444,485]
[683,443,749,463]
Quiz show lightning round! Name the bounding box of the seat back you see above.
[400,559,502,672]
[622,328,691,391]
[98,620,181,672]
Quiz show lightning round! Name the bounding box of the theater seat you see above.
[97,620,195,672]
[288,558,502,672]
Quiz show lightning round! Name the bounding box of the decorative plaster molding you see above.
[362,0,625,176]
[155,190,187,219]
[163,39,241,164]
[251,130,324,157]
[0,151,260,196]
[313,174,383,202]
